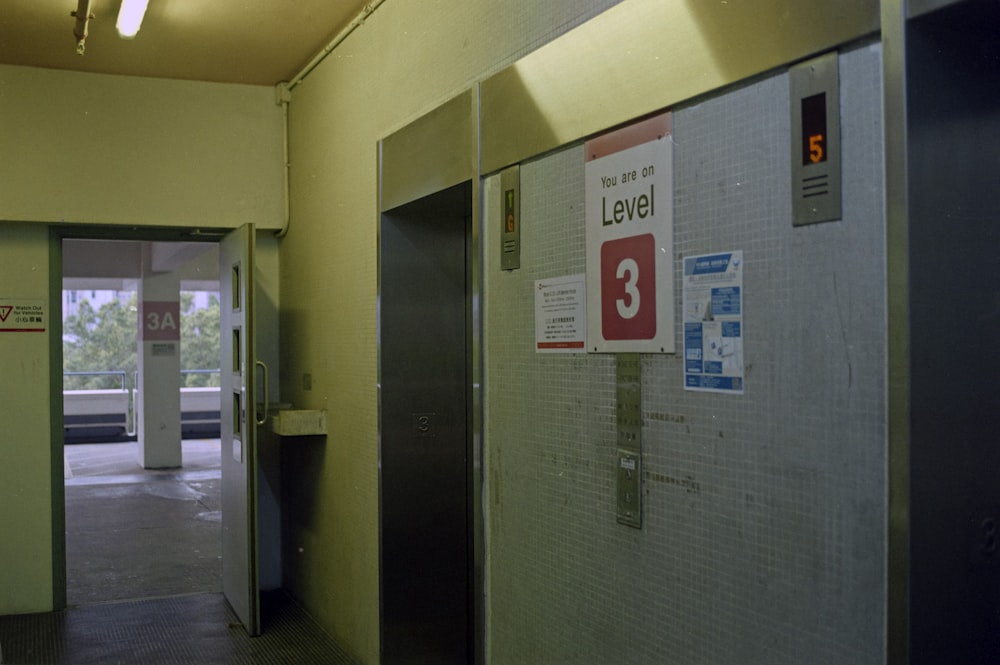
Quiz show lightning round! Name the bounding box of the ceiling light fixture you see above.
[116,0,150,39]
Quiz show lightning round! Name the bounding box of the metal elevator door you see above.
[379,181,472,664]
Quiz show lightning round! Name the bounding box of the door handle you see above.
[255,360,269,426]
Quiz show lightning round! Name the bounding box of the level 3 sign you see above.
[585,112,674,353]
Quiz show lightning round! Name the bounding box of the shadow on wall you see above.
[479,64,561,174]
[278,306,329,535]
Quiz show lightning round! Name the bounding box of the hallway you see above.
[0,441,357,664]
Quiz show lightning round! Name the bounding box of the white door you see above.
[219,223,260,635]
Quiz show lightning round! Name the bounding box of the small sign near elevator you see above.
[585,112,674,353]
[535,273,586,353]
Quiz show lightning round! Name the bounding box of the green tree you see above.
[63,291,221,390]
[63,294,138,390]
[180,292,221,387]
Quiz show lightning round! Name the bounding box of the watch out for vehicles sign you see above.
[0,299,46,332]
[585,112,674,353]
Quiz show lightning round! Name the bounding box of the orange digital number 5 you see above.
[808,133,825,163]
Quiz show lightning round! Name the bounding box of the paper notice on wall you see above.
[535,274,586,353]
[683,251,744,394]
[0,298,46,332]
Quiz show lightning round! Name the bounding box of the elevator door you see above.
[380,181,472,664]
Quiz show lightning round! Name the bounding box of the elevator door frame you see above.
[376,87,483,665]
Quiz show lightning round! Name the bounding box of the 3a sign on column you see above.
[585,112,674,353]
[140,301,180,341]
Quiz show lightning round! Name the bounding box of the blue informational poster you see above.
[682,251,744,394]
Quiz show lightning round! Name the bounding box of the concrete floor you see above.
[0,440,361,663]
[64,440,223,606]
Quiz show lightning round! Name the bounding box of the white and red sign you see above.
[585,112,674,353]
[140,301,180,341]
[535,273,586,353]
[0,299,46,332]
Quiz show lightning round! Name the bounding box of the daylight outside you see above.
[62,288,221,439]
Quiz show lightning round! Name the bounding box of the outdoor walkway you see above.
[64,440,223,605]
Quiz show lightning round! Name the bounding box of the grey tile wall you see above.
[484,42,885,665]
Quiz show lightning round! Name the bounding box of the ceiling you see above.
[0,0,372,86]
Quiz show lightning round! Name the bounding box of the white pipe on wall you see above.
[274,0,388,238]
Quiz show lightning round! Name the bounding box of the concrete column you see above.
[136,250,182,469]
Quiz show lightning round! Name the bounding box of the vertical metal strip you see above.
[616,353,642,528]
[49,228,66,610]
[882,0,910,662]
[616,353,642,451]
[471,87,486,665]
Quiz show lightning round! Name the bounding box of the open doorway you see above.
[61,238,224,606]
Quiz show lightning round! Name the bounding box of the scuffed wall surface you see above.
[0,224,54,614]
[280,2,622,662]
[484,43,885,664]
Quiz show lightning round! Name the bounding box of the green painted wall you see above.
[0,65,284,229]
[0,224,55,614]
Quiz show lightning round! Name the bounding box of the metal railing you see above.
[180,368,221,386]
[64,369,220,389]
[63,369,128,391]
[63,369,221,439]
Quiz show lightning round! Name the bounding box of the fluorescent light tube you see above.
[116,0,149,39]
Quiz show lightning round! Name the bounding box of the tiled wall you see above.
[484,42,885,664]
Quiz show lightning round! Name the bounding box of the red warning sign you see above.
[0,306,11,322]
